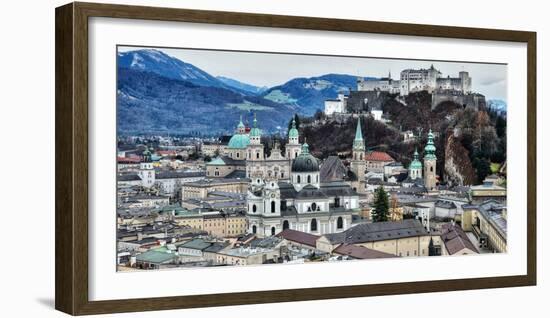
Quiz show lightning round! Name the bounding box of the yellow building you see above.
[174,209,247,238]
[182,178,249,199]
[316,219,443,257]
[462,200,507,253]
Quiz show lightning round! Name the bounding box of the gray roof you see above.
[320,156,348,182]
[118,174,141,181]
[295,185,328,200]
[179,239,212,251]
[435,200,457,209]
[324,219,428,244]
[156,171,205,180]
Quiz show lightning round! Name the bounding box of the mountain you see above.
[217,76,268,95]
[117,68,295,135]
[487,99,507,113]
[261,74,373,115]
[118,49,229,89]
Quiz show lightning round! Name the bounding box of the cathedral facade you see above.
[247,137,360,238]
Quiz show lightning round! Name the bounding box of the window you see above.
[252,204,257,213]
[271,201,276,213]
[236,152,239,158]
[307,175,311,183]
[271,227,276,236]
[430,166,433,172]
[337,217,343,229]
[281,172,284,178]
[311,202,317,211]
[311,219,318,232]
[256,152,260,159]
[297,175,301,183]
[252,225,257,234]
[283,220,289,230]
[334,197,340,207]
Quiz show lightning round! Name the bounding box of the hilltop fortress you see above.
[325,65,486,116]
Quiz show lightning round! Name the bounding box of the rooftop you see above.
[324,219,428,244]
[276,229,320,247]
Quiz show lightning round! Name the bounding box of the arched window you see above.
[311,202,317,211]
[248,151,251,159]
[430,166,433,172]
[283,220,289,230]
[271,201,276,213]
[297,175,301,183]
[360,153,363,160]
[236,152,239,158]
[271,227,276,236]
[252,204,257,213]
[337,217,343,229]
[311,219,318,232]
[256,152,260,159]
[252,225,257,234]
[307,175,311,183]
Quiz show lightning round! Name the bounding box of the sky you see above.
[118,46,507,101]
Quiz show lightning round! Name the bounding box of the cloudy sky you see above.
[119,46,507,101]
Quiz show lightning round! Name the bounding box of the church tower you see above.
[350,117,366,181]
[247,114,264,160]
[409,147,423,180]
[138,147,155,188]
[423,129,437,190]
[286,117,301,160]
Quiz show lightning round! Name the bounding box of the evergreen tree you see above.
[372,186,389,222]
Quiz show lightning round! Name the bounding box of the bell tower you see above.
[423,129,437,190]
[350,117,366,181]
[286,117,301,160]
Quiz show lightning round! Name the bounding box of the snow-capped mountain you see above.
[118,49,226,89]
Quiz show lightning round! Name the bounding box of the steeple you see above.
[353,117,365,151]
[301,139,310,155]
[249,113,261,138]
[424,129,436,160]
[237,115,245,134]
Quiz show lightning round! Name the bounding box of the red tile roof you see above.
[117,156,141,164]
[334,243,396,259]
[364,151,395,162]
[276,229,320,247]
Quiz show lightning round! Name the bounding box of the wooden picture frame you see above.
[55,2,537,315]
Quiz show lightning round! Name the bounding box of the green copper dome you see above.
[424,129,436,160]
[249,115,261,137]
[291,142,319,172]
[288,118,299,138]
[409,148,422,170]
[227,134,250,149]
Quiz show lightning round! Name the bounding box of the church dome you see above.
[409,148,422,169]
[292,143,319,172]
[227,133,250,149]
[288,118,299,138]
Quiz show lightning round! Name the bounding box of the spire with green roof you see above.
[409,147,422,170]
[353,117,365,151]
[249,113,261,138]
[424,129,436,160]
[288,117,299,139]
[301,138,310,155]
